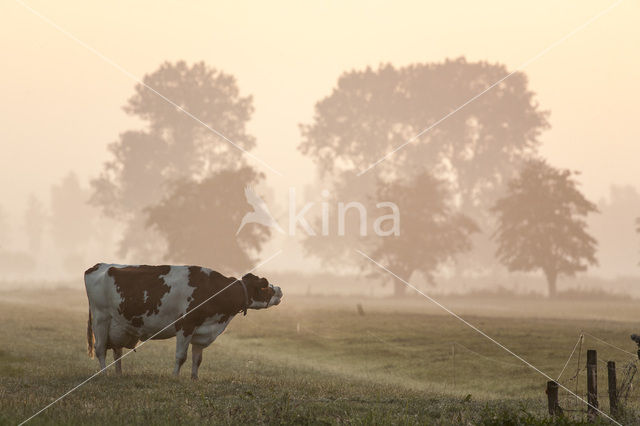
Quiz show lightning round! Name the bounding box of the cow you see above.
[84,263,283,379]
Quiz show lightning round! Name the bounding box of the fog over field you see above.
[1,1,639,292]
[1,1,639,424]
[1,2,639,296]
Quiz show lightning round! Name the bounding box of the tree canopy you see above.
[146,167,268,272]
[91,61,257,261]
[298,58,549,286]
[371,172,478,295]
[300,58,548,215]
[492,159,598,296]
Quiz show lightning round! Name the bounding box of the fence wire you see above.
[554,331,640,420]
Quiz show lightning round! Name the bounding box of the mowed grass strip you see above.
[1,290,639,424]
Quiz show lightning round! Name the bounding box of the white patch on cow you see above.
[248,300,268,309]
[269,285,283,306]
[142,290,149,303]
[146,266,194,340]
[191,314,232,347]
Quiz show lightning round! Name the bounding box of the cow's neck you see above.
[237,279,249,316]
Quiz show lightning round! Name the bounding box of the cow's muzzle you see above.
[271,286,283,306]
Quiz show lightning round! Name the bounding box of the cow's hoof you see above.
[191,375,198,381]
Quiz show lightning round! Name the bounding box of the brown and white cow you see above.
[84,263,282,379]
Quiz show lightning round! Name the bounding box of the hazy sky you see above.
[1,0,638,226]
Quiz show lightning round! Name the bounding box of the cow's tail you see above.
[87,309,94,358]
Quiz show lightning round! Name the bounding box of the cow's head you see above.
[241,273,283,309]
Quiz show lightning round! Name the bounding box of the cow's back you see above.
[84,263,194,340]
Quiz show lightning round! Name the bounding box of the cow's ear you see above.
[260,278,269,288]
[242,273,258,285]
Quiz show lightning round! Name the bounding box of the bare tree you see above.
[492,159,598,297]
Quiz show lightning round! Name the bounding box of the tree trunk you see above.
[393,280,407,297]
[391,268,412,297]
[544,269,557,298]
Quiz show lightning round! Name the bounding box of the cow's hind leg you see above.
[173,331,191,376]
[92,315,110,371]
[191,344,204,380]
[113,347,123,375]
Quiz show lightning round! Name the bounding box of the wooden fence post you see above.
[546,380,560,416]
[607,360,618,417]
[587,349,598,419]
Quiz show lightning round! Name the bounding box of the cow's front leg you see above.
[113,347,123,375]
[173,331,191,376]
[191,344,204,380]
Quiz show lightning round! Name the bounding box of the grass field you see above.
[1,287,640,425]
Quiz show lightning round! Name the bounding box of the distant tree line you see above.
[299,59,600,296]
[50,58,631,296]
[0,172,116,276]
